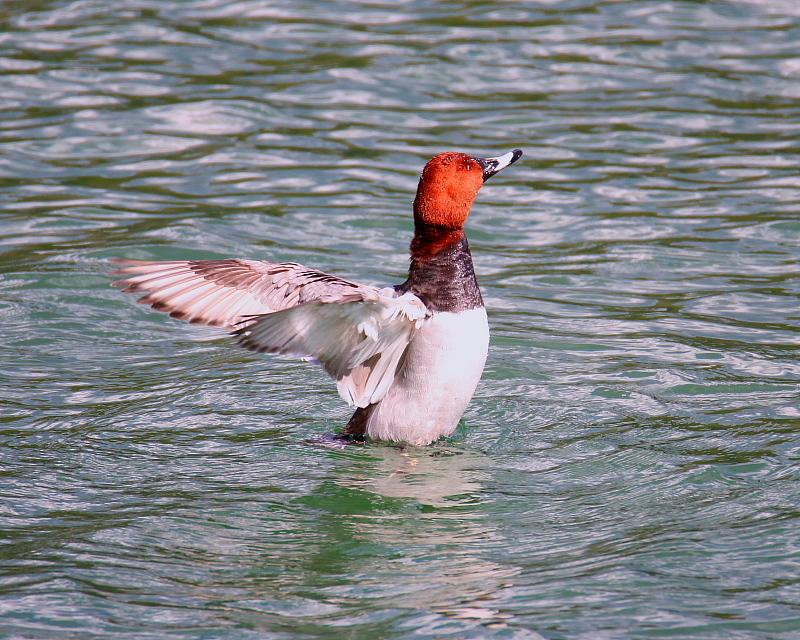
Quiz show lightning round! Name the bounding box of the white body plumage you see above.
[366,308,489,446]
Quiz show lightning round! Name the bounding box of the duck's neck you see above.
[397,224,483,313]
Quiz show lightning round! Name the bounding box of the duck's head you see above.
[413,149,523,230]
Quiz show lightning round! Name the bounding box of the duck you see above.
[111,149,523,446]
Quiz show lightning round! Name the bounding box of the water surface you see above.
[2,1,800,639]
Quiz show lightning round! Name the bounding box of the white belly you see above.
[366,307,489,445]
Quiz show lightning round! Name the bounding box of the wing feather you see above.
[112,258,429,405]
[111,258,379,329]
[235,293,428,407]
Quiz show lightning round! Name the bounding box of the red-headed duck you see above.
[112,149,523,445]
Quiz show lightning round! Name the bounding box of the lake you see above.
[1,1,799,639]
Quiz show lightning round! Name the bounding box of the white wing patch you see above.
[236,292,429,407]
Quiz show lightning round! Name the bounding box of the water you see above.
[2,0,800,638]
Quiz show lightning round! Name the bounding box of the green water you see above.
[2,1,800,638]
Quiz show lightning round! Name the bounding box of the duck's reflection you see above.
[287,444,522,630]
[341,445,486,506]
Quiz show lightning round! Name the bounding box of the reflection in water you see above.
[242,446,528,635]
[344,446,487,506]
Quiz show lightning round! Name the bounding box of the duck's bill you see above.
[475,149,523,181]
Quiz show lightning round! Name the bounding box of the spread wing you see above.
[110,258,378,330]
[111,258,430,407]
[235,292,428,407]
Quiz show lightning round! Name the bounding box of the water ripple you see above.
[2,0,800,639]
